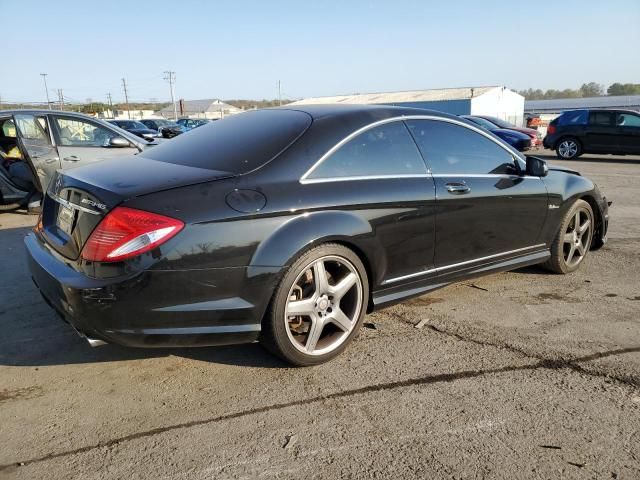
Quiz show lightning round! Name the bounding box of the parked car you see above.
[462,115,532,151]
[26,106,609,366]
[106,120,160,141]
[176,118,211,131]
[543,109,640,159]
[139,119,185,139]
[475,115,542,148]
[0,110,153,212]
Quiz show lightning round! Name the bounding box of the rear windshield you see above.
[140,109,312,173]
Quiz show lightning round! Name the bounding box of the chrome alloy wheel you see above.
[558,139,578,158]
[563,207,593,268]
[284,255,363,356]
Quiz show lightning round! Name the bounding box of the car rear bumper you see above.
[25,232,278,348]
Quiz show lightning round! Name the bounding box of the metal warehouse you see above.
[291,86,525,126]
[525,94,640,115]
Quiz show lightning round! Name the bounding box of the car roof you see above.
[276,104,459,121]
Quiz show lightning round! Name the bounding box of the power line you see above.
[163,71,177,120]
[121,78,131,119]
[106,93,113,118]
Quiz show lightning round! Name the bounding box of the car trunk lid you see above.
[41,156,234,260]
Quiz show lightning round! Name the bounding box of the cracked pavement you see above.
[1,156,639,479]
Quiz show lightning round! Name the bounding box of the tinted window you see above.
[406,120,516,175]
[140,110,311,173]
[308,121,426,179]
[589,111,614,126]
[464,116,498,131]
[14,114,50,144]
[616,112,640,127]
[557,110,588,126]
[480,116,514,129]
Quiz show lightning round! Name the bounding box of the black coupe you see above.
[26,106,609,365]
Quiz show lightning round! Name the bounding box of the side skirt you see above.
[371,249,550,310]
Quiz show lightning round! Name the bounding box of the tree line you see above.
[519,82,640,100]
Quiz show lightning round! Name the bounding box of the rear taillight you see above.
[81,207,184,262]
[547,125,556,135]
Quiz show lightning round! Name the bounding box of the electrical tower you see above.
[121,78,131,119]
[164,71,177,120]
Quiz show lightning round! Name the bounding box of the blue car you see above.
[462,116,531,152]
[176,118,212,131]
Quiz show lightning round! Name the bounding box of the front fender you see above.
[250,210,382,279]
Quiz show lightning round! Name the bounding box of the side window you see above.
[308,121,427,180]
[616,112,640,127]
[589,111,614,126]
[14,114,50,145]
[405,120,516,175]
[53,116,118,147]
[558,110,588,126]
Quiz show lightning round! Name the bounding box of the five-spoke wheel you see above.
[261,244,368,366]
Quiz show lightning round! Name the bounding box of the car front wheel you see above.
[261,243,368,366]
[556,137,581,159]
[543,199,594,274]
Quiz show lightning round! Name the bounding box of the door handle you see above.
[446,183,471,194]
[63,156,80,162]
[45,157,59,164]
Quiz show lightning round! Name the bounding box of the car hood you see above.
[510,127,539,137]
[493,128,530,139]
[548,165,581,176]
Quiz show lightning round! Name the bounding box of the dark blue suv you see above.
[544,109,640,159]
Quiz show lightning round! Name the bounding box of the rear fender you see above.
[249,210,381,280]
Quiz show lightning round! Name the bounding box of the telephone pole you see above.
[277,80,282,106]
[121,78,131,119]
[57,89,64,110]
[40,73,51,110]
[163,71,177,120]
[106,92,114,118]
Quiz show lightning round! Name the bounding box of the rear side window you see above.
[406,120,516,175]
[589,111,614,126]
[141,110,311,173]
[307,121,427,180]
[557,110,588,126]
[616,112,640,127]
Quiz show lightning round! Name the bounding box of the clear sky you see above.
[1,0,638,104]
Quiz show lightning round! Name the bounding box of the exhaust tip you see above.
[87,337,108,347]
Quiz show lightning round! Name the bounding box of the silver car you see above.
[0,110,153,211]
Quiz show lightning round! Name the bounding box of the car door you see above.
[586,111,617,152]
[302,120,436,285]
[50,114,140,169]
[615,111,640,154]
[12,113,59,191]
[405,118,548,270]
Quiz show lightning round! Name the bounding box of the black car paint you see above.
[25,105,609,348]
[543,109,640,155]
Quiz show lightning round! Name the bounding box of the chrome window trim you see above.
[299,114,523,184]
[381,244,547,285]
[50,193,101,215]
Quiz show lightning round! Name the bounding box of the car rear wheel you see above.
[261,243,368,366]
[543,199,594,274]
[556,137,581,159]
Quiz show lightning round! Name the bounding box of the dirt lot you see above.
[1,152,639,479]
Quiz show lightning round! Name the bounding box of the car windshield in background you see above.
[117,121,146,129]
[467,117,498,130]
[484,116,514,129]
[139,109,312,173]
[557,110,589,125]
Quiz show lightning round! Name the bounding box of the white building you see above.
[155,99,242,120]
[291,86,525,126]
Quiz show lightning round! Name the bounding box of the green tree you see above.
[579,82,604,97]
[607,83,640,95]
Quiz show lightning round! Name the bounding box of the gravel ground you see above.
[1,154,639,479]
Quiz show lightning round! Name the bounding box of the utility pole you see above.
[106,93,113,118]
[57,89,64,110]
[278,80,282,106]
[121,78,131,119]
[163,71,177,120]
[40,73,51,110]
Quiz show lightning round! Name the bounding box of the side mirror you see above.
[526,156,548,177]
[108,136,132,148]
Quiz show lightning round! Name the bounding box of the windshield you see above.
[140,109,312,173]
[482,116,514,129]
[466,116,497,131]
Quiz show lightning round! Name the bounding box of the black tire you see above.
[555,137,582,160]
[260,243,369,366]
[542,199,594,274]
